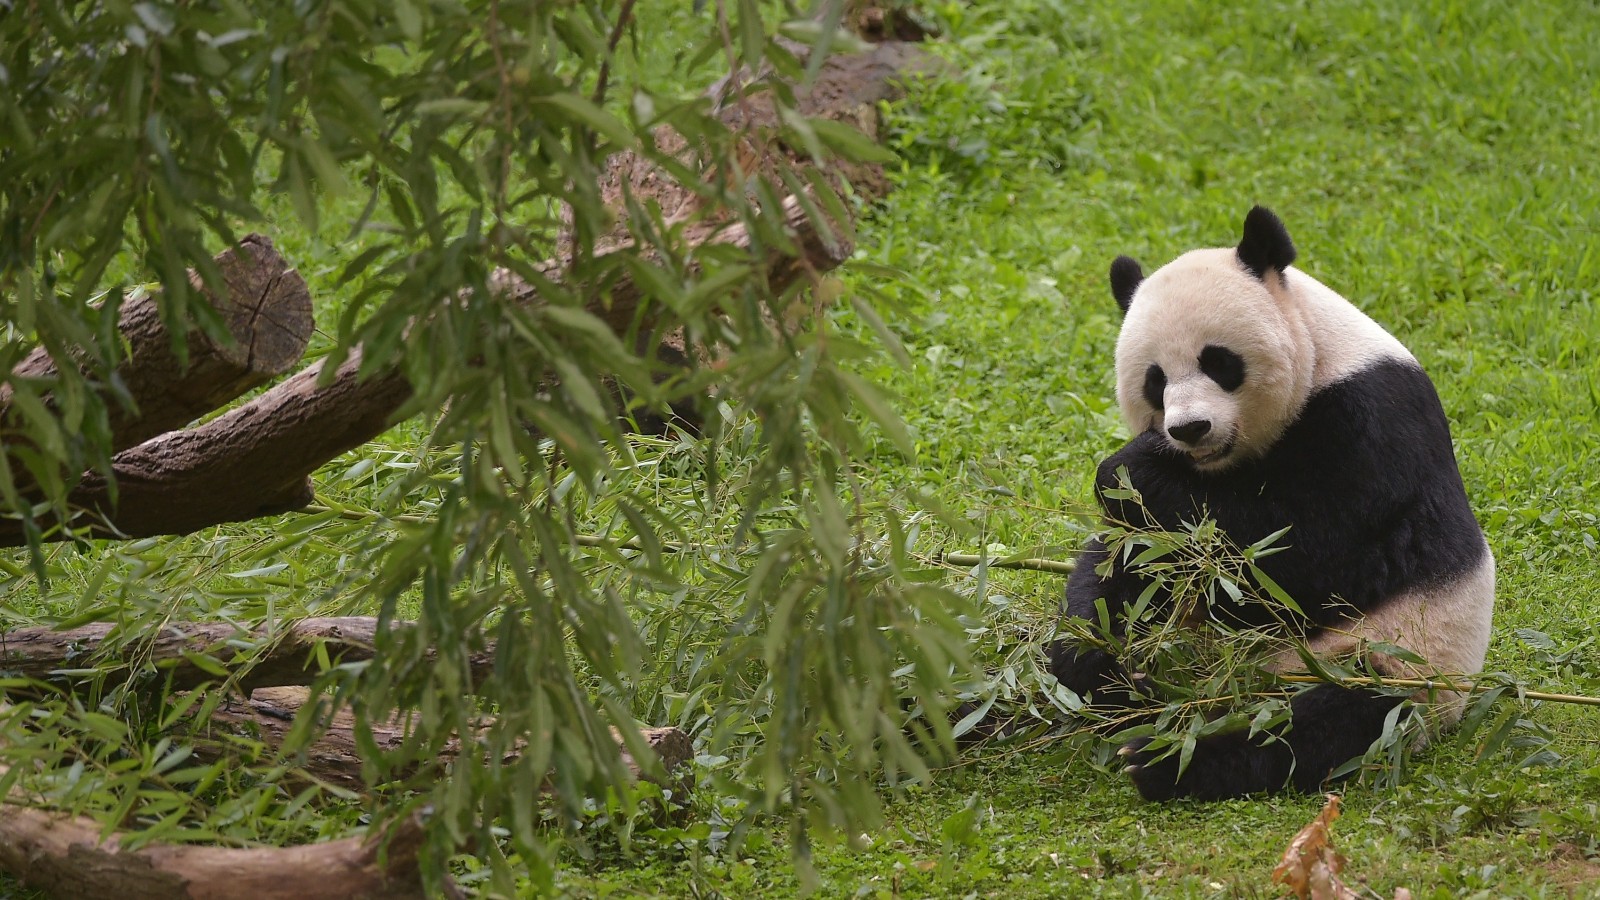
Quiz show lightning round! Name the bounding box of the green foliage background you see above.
[690,0,1596,896]
[2,0,969,893]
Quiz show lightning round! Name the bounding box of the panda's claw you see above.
[1119,737,1183,802]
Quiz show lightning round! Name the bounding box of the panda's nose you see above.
[1167,419,1212,445]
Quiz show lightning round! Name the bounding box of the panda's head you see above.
[1110,207,1316,473]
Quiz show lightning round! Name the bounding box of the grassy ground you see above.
[5,1,1598,897]
[561,0,1600,896]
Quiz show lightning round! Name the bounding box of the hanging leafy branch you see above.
[0,1,966,893]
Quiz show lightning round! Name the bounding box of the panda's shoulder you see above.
[1306,357,1445,421]
[1286,356,1453,460]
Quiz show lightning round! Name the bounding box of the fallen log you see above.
[0,353,414,545]
[0,234,313,454]
[0,616,493,695]
[198,686,694,795]
[0,618,691,790]
[0,40,931,547]
[596,39,937,423]
[0,191,843,546]
[0,780,435,900]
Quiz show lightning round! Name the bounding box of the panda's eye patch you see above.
[1143,364,1166,410]
[1199,345,1245,391]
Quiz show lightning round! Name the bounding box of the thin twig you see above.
[1274,673,1600,708]
[301,502,1079,573]
[592,0,640,107]
[935,552,1077,575]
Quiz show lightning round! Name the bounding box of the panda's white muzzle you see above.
[1161,380,1239,467]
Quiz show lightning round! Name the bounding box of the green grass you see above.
[5,0,1599,896]
[559,0,1600,895]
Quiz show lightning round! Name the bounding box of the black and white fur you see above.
[1051,207,1495,801]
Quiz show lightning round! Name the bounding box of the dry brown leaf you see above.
[1307,850,1357,900]
[1271,793,1411,900]
[1273,794,1346,898]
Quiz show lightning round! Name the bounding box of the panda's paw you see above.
[948,700,1019,744]
[1046,643,1124,699]
[1118,737,1184,802]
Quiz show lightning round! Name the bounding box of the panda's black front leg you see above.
[1119,683,1408,801]
[1047,538,1151,713]
[1045,434,1209,722]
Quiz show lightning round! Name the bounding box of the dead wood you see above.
[0,193,840,546]
[0,234,313,454]
[0,39,930,546]
[847,1,938,43]
[0,352,413,545]
[597,40,936,430]
[0,778,433,900]
[197,686,694,795]
[0,616,492,695]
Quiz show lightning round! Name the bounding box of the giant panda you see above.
[1049,206,1495,801]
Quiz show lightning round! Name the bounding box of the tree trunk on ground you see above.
[603,40,939,420]
[0,234,313,454]
[0,784,434,900]
[0,616,494,695]
[196,686,694,795]
[0,355,415,545]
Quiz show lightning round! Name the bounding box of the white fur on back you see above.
[1280,267,1413,387]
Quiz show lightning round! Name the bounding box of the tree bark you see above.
[196,686,693,795]
[0,353,414,545]
[0,193,843,546]
[0,234,313,454]
[0,616,493,695]
[0,784,433,900]
[597,41,936,429]
[0,43,927,547]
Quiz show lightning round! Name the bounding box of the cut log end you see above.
[0,235,317,459]
[108,233,316,450]
[204,234,317,376]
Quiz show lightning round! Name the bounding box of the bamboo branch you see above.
[1274,673,1600,708]
[0,41,932,547]
[934,552,1078,575]
[303,502,1083,575]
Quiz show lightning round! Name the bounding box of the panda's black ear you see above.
[1236,205,1297,280]
[1110,255,1144,313]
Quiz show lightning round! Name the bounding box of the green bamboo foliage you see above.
[0,0,969,889]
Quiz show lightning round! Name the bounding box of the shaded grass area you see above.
[563,0,1600,895]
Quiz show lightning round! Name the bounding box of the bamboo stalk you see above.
[304,502,1080,574]
[934,552,1078,575]
[1275,673,1600,708]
